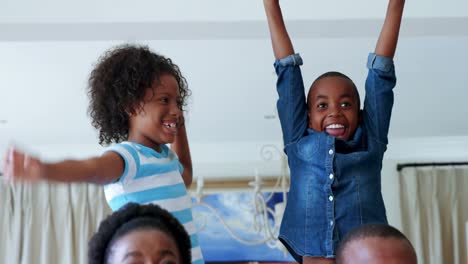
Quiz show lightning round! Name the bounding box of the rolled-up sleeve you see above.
[273,54,308,148]
[276,53,304,67]
[364,53,397,144]
[367,53,394,72]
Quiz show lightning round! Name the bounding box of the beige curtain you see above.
[0,181,111,264]
[399,166,468,264]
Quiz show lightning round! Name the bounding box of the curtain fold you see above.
[0,181,111,264]
[399,166,468,264]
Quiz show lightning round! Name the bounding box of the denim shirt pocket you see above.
[295,136,320,161]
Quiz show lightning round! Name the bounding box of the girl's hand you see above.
[3,147,45,182]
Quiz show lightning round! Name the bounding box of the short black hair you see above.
[307,71,361,109]
[88,203,191,264]
[336,223,416,264]
[87,44,190,145]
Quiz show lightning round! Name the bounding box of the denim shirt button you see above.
[328,195,334,202]
[329,173,334,180]
[328,149,334,155]
[330,220,334,226]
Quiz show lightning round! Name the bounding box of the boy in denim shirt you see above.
[263,1,406,263]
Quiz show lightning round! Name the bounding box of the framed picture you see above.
[193,192,294,262]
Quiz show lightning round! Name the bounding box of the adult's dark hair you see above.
[335,223,416,264]
[307,71,361,109]
[88,203,191,264]
[88,44,190,145]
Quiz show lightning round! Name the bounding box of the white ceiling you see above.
[1,0,467,22]
[1,0,468,178]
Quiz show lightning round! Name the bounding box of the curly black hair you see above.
[88,203,192,264]
[88,44,190,145]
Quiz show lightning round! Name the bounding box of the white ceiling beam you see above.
[1,17,467,42]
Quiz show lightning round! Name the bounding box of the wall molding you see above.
[1,17,468,41]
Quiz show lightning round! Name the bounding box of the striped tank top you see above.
[103,142,204,264]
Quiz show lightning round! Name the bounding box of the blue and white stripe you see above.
[103,142,204,264]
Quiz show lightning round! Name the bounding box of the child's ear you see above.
[126,105,137,116]
[128,102,146,116]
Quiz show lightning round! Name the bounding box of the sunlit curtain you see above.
[398,166,468,264]
[0,181,111,264]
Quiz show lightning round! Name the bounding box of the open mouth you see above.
[163,123,177,128]
[163,122,178,133]
[324,123,346,138]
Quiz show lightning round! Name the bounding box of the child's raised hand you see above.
[3,147,44,182]
[263,0,280,6]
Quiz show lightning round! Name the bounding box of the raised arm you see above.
[171,120,193,187]
[3,147,123,185]
[263,0,295,59]
[375,0,405,58]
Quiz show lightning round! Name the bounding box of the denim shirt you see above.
[274,53,396,260]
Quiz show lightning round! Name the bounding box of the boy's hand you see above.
[3,147,45,182]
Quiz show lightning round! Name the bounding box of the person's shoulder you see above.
[165,145,179,160]
[104,141,142,163]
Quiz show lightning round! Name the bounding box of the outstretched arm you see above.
[375,0,405,58]
[3,147,123,185]
[263,0,295,60]
[171,120,193,187]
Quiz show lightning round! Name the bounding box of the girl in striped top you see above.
[4,44,204,264]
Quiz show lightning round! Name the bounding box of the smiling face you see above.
[128,73,183,152]
[307,76,361,141]
[107,229,181,264]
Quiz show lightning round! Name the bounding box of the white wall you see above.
[2,35,468,178]
[0,1,467,258]
[1,0,468,187]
